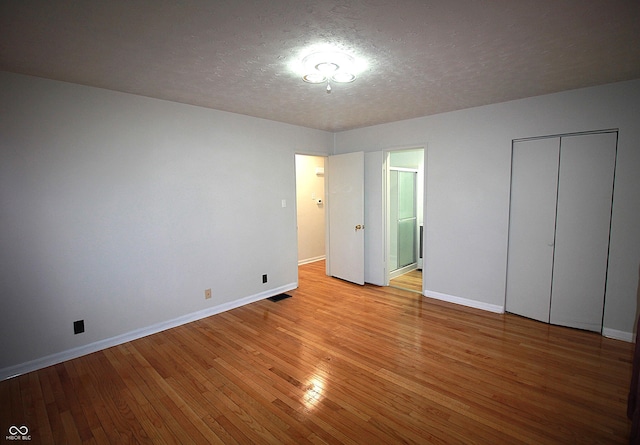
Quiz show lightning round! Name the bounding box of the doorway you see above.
[386,148,424,293]
[294,154,327,265]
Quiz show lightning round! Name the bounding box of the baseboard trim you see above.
[298,255,326,266]
[602,328,634,343]
[424,290,504,314]
[423,291,633,342]
[0,282,298,381]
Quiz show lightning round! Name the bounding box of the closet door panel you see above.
[506,138,560,322]
[550,133,616,332]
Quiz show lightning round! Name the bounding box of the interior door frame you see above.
[383,146,426,291]
[293,152,328,268]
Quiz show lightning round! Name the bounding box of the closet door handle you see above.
[547,242,555,247]
[355,224,364,232]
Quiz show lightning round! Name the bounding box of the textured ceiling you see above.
[1,0,639,132]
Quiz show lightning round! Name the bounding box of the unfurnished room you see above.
[1,1,640,443]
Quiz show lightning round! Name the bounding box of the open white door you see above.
[327,152,365,285]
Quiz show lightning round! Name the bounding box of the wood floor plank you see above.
[26,372,55,443]
[389,269,422,293]
[59,361,94,443]
[0,260,634,443]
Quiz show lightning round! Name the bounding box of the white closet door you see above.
[549,133,616,332]
[506,138,560,322]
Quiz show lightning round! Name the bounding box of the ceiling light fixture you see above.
[301,51,357,93]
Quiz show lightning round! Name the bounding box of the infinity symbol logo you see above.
[8,425,28,435]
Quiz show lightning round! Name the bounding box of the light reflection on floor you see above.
[302,371,327,410]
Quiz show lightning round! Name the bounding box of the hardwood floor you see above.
[1,260,634,444]
[389,269,422,293]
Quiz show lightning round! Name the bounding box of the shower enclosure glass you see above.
[389,169,417,271]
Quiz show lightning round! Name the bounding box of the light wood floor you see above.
[389,268,422,293]
[1,260,634,444]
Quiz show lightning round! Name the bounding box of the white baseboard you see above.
[602,328,635,343]
[0,282,298,381]
[298,255,325,266]
[424,290,504,314]
[424,291,634,342]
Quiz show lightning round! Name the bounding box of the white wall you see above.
[0,72,333,377]
[295,154,326,264]
[336,80,640,339]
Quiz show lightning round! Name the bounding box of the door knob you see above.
[355,224,364,231]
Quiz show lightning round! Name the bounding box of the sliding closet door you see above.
[549,133,616,331]
[505,138,560,323]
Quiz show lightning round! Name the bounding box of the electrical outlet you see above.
[262,274,268,283]
[205,288,212,299]
[74,320,85,335]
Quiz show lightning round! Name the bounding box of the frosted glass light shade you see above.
[303,73,327,84]
[301,51,357,86]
